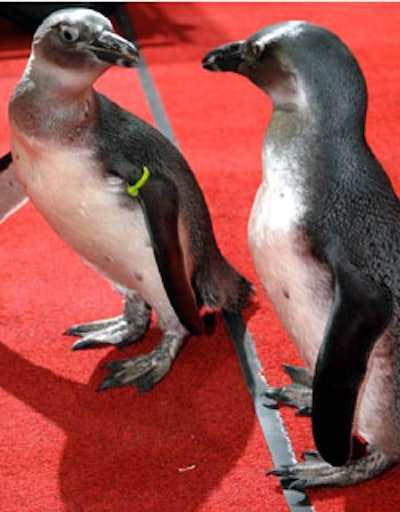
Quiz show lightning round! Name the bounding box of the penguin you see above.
[7,8,252,394]
[202,21,400,488]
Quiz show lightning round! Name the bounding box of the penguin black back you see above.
[93,92,252,313]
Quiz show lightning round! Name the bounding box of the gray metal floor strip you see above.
[116,6,315,511]
[223,311,315,511]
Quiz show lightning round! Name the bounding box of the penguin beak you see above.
[88,31,140,68]
[202,41,245,72]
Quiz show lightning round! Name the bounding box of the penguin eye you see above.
[243,41,263,67]
[247,41,265,60]
[59,25,80,43]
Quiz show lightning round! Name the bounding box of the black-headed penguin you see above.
[7,8,252,394]
[203,21,400,487]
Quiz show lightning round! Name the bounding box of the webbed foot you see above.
[268,448,393,489]
[265,364,313,416]
[98,332,186,394]
[65,293,151,350]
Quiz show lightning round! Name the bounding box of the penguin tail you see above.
[197,257,254,314]
[221,263,254,314]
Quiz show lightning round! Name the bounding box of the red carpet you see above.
[1,3,400,511]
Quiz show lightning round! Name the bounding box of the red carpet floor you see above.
[1,3,400,511]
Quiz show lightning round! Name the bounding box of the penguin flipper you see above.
[137,173,204,335]
[312,240,392,467]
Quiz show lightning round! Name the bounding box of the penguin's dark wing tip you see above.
[137,173,204,335]
[312,240,392,466]
[0,152,12,172]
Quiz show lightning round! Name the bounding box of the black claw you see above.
[97,377,122,391]
[297,495,313,507]
[266,466,290,477]
[280,476,298,490]
[295,405,312,417]
[65,325,96,337]
[64,326,81,336]
[71,340,93,350]
[73,339,117,350]
[97,380,112,391]
[264,389,284,403]
[136,378,156,395]
[262,397,279,409]
[301,450,321,461]
[264,388,278,398]
[288,478,308,491]
[105,360,124,371]
[98,374,155,394]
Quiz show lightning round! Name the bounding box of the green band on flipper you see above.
[126,166,151,197]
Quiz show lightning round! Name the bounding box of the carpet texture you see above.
[1,3,400,511]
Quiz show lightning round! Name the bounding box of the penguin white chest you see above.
[248,175,333,369]
[10,132,162,300]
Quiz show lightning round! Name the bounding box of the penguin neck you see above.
[266,89,312,145]
[264,63,367,140]
[261,71,307,114]
[263,107,310,179]
[263,90,366,192]
[268,83,366,144]
[30,49,98,86]
[10,53,99,141]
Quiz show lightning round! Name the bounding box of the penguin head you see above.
[203,21,367,121]
[29,8,140,88]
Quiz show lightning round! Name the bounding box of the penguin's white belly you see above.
[11,134,172,316]
[248,182,333,369]
[249,180,400,454]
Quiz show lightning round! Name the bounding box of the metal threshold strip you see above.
[114,6,315,511]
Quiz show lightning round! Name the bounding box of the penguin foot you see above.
[267,448,394,489]
[264,364,313,416]
[98,333,186,394]
[66,294,151,350]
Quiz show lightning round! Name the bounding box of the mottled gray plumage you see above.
[203,20,400,487]
[8,8,252,394]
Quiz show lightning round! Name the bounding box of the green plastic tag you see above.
[126,166,151,197]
